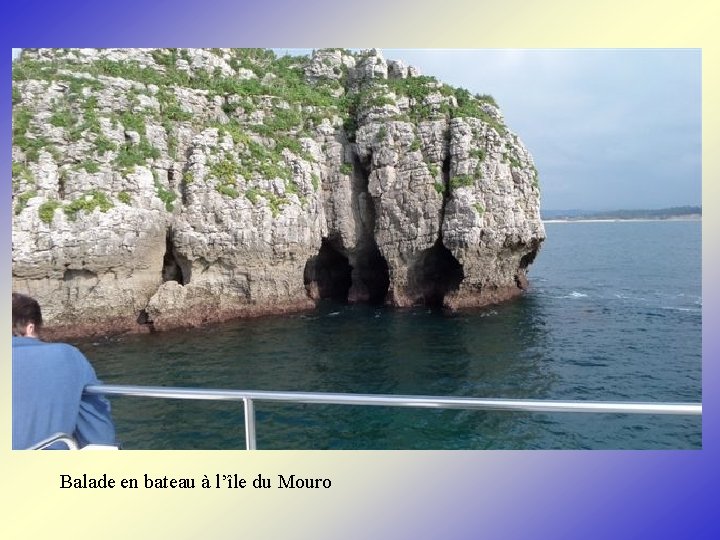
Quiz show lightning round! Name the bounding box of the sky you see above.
[13,48,701,211]
[379,49,701,211]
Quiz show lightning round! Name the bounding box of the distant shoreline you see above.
[543,216,701,223]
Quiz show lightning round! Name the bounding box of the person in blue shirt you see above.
[12,292,116,449]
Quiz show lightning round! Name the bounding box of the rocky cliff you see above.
[12,48,545,337]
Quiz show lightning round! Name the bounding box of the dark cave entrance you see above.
[345,154,390,305]
[519,239,541,270]
[304,238,353,302]
[162,231,189,285]
[408,239,464,307]
[304,238,390,305]
[349,241,390,305]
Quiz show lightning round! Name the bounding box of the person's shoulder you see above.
[12,336,43,348]
[28,340,87,360]
[39,342,97,379]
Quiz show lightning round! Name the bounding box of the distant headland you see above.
[542,206,701,222]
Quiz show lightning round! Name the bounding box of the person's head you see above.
[12,293,42,337]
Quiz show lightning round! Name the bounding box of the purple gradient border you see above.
[3,2,716,539]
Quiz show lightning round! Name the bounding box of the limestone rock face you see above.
[12,48,544,337]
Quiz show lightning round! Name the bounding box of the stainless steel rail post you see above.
[244,397,257,450]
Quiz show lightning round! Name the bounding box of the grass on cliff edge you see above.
[12,49,522,209]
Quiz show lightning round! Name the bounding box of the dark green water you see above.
[78,220,702,449]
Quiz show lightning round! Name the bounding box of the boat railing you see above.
[27,432,121,451]
[84,384,702,450]
[29,432,80,450]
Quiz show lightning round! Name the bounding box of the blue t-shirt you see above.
[12,336,116,449]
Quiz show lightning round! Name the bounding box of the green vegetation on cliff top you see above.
[12,48,518,211]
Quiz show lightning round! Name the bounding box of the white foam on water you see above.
[660,306,700,313]
[551,291,589,299]
[614,293,647,301]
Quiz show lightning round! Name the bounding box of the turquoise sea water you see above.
[79,220,702,449]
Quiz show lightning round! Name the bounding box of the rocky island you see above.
[12,48,545,338]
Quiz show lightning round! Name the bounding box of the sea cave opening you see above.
[519,239,541,270]
[348,242,390,305]
[304,237,353,302]
[408,239,464,307]
[162,231,189,285]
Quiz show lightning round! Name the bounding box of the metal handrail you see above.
[85,384,702,450]
[29,432,79,450]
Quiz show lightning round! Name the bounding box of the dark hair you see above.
[12,293,43,336]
